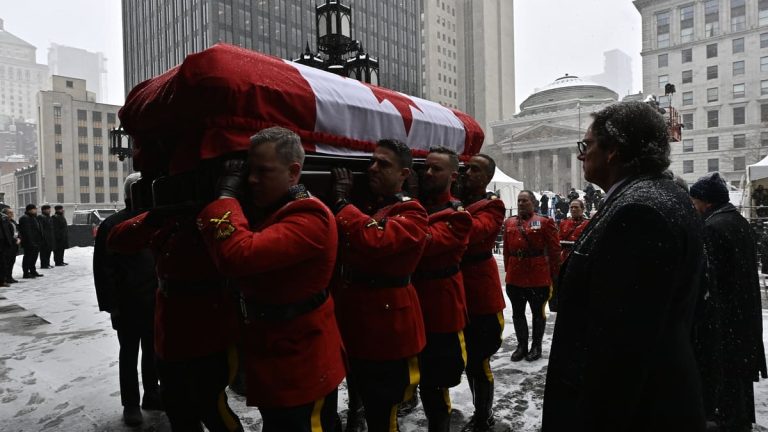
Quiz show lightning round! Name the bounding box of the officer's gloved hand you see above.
[332,168,353,202]
[217,159,248,199]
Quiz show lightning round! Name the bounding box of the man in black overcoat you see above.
[18,204,43,279]
[542,101,707,431]
[52,205,69,266]
[690,172,767,432]
[2,208,20,283]
[37,204,56,269]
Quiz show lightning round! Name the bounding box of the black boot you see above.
[122,405,143,426]
[462,379,495,431]
[525,344,542,362]
[510,345,528,362]
[345,386,366,432]
[421,386,451,432]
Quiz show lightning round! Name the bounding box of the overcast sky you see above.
[1,0,642,111]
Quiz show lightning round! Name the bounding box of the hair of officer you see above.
[376,139,412,169]
[1,207,9,215]
[250,126,305,166]
[41,204,51,211]
[123,172,142,204]
[570,199,585,209]
[519,190,536,201]
[428,146,460,172]
[475,153,496,177]
[590,101,670,176]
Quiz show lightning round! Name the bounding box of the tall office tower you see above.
[122,0,421,96]
[0,18,49,123]
[48,44,109,103]
[635,0,768,185]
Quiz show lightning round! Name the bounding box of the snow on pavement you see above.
[0,247,766,431]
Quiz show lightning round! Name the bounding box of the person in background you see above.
[2,208,19,283]
[94,174,162,427]
[539,194,549,217]
[52,205,69,266]
[18,204,43,279]
[690,172,767,432]
[558,199,589,263]
[567,188,579,201]
[0,206,11,287]
[503,190,561,363]
[37,204,55,269]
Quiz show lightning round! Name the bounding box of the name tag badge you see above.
[530,220,541,230]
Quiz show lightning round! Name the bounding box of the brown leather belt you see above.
[508,249,545,259]
[461,251,493,265]
[241,290,328,322]
[413,265,460,281]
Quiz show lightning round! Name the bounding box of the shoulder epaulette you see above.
[395,192,412,202]
[449,200,465,212]
[288,184,311,200]
[485,192,499,200]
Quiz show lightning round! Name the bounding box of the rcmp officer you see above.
[503,190,561,362]
[413,147,472,432]
[558,199,589,262]
[459,154,506,432]
[331,139,428,432]
[107,188,242,430]
[198,127,346,431]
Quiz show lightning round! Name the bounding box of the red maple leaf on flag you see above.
[365,84,423,135]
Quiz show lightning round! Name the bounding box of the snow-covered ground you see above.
[0,247,766,431]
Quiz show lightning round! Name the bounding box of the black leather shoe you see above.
[525,345,542,362]
[123,405,143,426]
[510,345,528,362]
[22,274,34,279]
[31,272,43,277]
[141,390,164,411]
[40,266,53,269]
[6,278,17,284]
[55,263,68,266]
[461,414,496,432]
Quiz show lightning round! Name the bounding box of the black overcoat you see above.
[18,213,42,249]
[542,176,706,431]
[52,213,69,249]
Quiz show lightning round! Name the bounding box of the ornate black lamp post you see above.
[294,0,379,84]
[108,126,133,161]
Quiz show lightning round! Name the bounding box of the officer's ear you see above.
[288,162,302,183]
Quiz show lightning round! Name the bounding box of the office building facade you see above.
[48,44,109,103]
[0,18,49,123]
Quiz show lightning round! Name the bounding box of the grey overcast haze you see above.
[1,0,643,113]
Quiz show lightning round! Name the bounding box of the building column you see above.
[534,151,541,192]
[552,151,560,194]
[571,150,579,190]
[517,152,524,182]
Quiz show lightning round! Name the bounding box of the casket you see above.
[118,43,485,207]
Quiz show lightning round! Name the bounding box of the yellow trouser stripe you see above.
[389,404,399,432]
[458,330,468,367]
[496,311,505,336]
[542,285,553,319]
[217,391,240,431]
[226,345,238,385]
[482,358,494,384]
[441,388,452,413]
[403,356,420,402]
[310,397,324,432]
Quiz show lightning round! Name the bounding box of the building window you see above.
[110,193,119,202]
[80,176,89,186]
[680,4,694,43]
[95,193,104,203]
[682,48,693,63]
[54,124,61,134]
[109,177,118,187]
[683,91,694,106]
[734,134,746,148]
[708,110,719,128]
[734,156,746,171]
[683,113,694,130]
[656,11,671,48]
[762,56,768,72]
[707,43,718,58]
[708,136,720,150]
[683,139,694,152]
[95,177,104,187]
[733,107,746,125]
[78,126,88,137]
[707,65,718,79]
[57,193,64,204]
[763,131,768,146]
[80,193,90,204]
[683,160,694,173]
[708,158,719,172]
[77,110,87,121]
[762,33,768,48]
[733,60,745,75]
[66,80,74,88]
[658,54,668,68]
[682,70,693,83]
[658,75,669,88]
[760,0,768,26]
[107,113,116,125]
[707,87,719,102]
[55,159,63,169]
[53,106,61,118]
[733,38,745,54]
[763,104,768,122]
[109,161,117,172]
[705,0,720,37]
[56,176,63,186]
[731,0,746,31]
[78,144,88,154]
[733,83,745,98]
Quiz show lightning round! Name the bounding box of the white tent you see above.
[744,155,768,219]
[748,154,768,183]
[489,167,524,216]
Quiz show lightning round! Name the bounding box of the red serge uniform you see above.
[334,196,428,360]
[107,212,239,361]
[558,216,589,262]
[461,193,506,316]
[413,199,472,333]
[197,191,346,409]
[503,214,561,287]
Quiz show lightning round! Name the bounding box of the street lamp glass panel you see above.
[342,15,351,38]
[370,70,379,86]
[331,12,338,34]
[319,15,327,37]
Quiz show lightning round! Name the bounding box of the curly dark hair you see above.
[377,139,413,169]
[591,101,670,176]
[428,146,459,171]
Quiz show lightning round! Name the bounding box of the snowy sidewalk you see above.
[0,247,766,431]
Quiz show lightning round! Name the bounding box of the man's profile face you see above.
[691,197,710,214]
[42,208,51,216]
[580,125,611,188]
[247,141,299,207]
[7,210,14,219]
[28,208,37,216]
[368,146,409,196]
[464,156,491,192]
[422,152,457,197]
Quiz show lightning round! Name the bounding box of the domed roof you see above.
[519,74,618,115]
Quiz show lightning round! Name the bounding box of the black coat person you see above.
[540,194,549,215]
[2,209,20,283]
[543,102,706,431]
[18,204,43,278]
[52,206,69,266]
[37,205,56,269]
[690,173,768,431]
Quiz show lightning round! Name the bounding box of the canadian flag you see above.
[120,44,484,174]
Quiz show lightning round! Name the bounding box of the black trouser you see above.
[465,313,504,422]
[112,306,158,407]
[348,356,420,432]
[156,346,243,432]
[39,242,52,268]
[717,369,756,432]
[5,245,17,280]
[53,246,65,265]
[419,331,467,432]
[260,389,341,432]
[21,245,39,275]
[506,285,550,349]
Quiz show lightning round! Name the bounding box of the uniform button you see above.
[384,304,391,310]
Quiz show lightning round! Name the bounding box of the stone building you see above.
[0,18,49,123]
[490,75,618,193]
[635,0,768,185]
[48,44,108,103]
